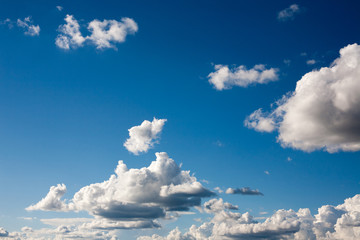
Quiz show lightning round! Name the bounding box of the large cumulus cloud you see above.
[245,43,360,153]
[26,152,214,227]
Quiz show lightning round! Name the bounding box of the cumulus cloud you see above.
[56,15,86,49]
[124,118,167,155]
[245,43,360,153]
[208,64,278,90]
[277,4,301,21]
[27,152,214,226]
[225,187,264,196]
[138,194,360,240]
[55,14,138,50]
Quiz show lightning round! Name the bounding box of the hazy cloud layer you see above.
[124,118,167,155]
[56,14,138,50]
[138,194,360,240]
[27,152,213,226]
[226,187,264,196]
[208,64,278,90]
[277,4,301,21]
[245,44,360,153]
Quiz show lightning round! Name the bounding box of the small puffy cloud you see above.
[87,18,138,49]
[138,194,360,240]
[56,14,138,50]
[225,187,264,196]
[16,17,40,36]
[56,15,86,49]
[245,43,360,153]
[264,170,270,175]
[124,118,167,155]
[307,59,316,65]
[27,152,214,226]
[277,4,301,21]
[208,64,279,90]
[203,198,238,213]
[56,6,63,11]
[214,187,223,194]
[26,184,68,211]
[287,157,292,162]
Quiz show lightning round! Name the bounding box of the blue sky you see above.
[1,0,360,239]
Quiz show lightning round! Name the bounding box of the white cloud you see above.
[55,14,138,50]
[277,4,301,21]
[208,64,279,90]
[16,17,40,36]
[225,187,263,196]
[245,43,360,153]
[264,170,270,175]
[56,15,86,49]
[138,194,360,240]
[124,118,167,155]
[307,59,316,65]
[87,18,138,49]
[56,6,63,11]
[27,152,214,225]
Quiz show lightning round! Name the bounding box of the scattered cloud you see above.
[277,4,301,22]
[55,14,138,50]
[264,170,270,175]
[208,64,279,90]
[138,194,360,240]
[1,17,40,36]
[287,157,292,162]
[27,152,214,228]
[56,6,63,11]
[307,59,316,65]
[214,187,223,194]
[245,43,360,153]
[17,17,40,36]
[124,118,166,155]
[226,187,264,196]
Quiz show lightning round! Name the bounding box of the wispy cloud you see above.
[277,4,301,22]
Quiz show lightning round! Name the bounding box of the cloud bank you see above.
[245,43,360,153]
[208,64,278,90]
[56,14,138,50]
[138,194,360,240]
[124,118,167,155]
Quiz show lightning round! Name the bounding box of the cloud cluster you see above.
[27,152,213,227]
[208,64,278,90]
[56,14,138,50]
[138,194,360,240]
[245,43,360,153]
[124,118,167,155]
[277,4,301,21]
[1,16,40,36]
[225,187,263,196]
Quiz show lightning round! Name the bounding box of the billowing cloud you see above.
[208,64,279,90]
[226,187,263,196]
[0,227,8,237]
[245,43,360,153]
[277,4,301,21]
[27,152,214,226]
[138,194,360,240]
[124,118,167,155]
[55,14,138,50]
